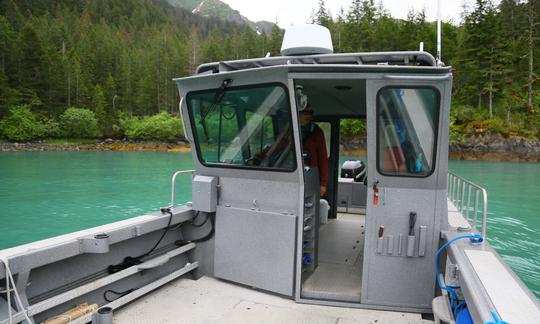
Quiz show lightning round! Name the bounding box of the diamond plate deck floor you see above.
[114,275,431,324]
[301,213,365,302]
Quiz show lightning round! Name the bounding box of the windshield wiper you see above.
[200,78,233,123]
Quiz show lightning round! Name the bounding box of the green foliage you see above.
[200,31,226,63]
[0,0,538,143]
[267,24,284,56]
[41,117,62,138]
[340,119,367,140]
[0,106,46,142]
[59,108,101,138]
[120,112,184,142]
[312,0,332,27]
[92,84,107,133]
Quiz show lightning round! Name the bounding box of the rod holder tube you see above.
[93,307,113,324]
[376,238,383,254]
[387,235,394,255]
[418,226,427,257]
[407,235,415,257]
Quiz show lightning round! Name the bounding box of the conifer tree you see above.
[16,23,47,109]
[314,0,332,27]
[268,24,283,56]
[92,84,107,134]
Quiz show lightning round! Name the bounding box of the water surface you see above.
[0,152,195,247]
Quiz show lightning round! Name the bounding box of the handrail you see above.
[169,170,195,209]
[447,171,488,239]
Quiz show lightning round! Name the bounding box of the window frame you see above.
[375,85,441,178]
[186,82,297,173]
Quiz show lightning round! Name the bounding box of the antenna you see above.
[436,0,442,65]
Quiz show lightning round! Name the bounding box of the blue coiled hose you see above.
[435,234,483,311]
[434,234,509,324]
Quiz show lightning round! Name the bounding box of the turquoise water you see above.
[448,160,540,298]
[0,152,538,297]
[0,152,196,248]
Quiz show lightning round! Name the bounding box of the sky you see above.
[220,0,484,28]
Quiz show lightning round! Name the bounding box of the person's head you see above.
[296,85,314,126]
[299,107,314,126]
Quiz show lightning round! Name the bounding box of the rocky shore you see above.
[0,139,191,153]
[339,134,539,162]
[449,133,540,162]
[1,134,538,162]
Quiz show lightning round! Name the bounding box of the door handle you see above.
[373,181,386,206]
[372,180,379,206]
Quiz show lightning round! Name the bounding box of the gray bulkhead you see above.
[362,76,451,310]
[175,60,454,312]
[176,67,305,297]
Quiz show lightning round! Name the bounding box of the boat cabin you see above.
[174,25,452,311]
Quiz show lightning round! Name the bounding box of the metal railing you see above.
[169,170,195,209]
[447,171,488,239]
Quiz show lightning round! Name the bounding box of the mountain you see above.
[167,0,276,34]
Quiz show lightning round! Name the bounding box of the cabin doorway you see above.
[295,76,369,303]
[300,118,368,303]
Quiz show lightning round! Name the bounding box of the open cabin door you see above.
[175,67,304,297]
[362,76,451,310]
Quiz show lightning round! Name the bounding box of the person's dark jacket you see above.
[303,125,328,187]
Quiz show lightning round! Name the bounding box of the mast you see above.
[436,0,442,65]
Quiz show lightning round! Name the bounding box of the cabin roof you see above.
[195,51,444,75]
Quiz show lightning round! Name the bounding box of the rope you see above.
[0,256,34,324]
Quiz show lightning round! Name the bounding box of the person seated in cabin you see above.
[246,124,293,168]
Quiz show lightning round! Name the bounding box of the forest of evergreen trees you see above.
[0,0,538,142]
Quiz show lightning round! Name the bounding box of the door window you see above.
[376,87,439,177]
[187,84,296,171]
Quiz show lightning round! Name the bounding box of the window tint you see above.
[377,87,439,177]
[187,85,295,171]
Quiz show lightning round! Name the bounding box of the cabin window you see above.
[376,87,439,177]
[187,84,296,171]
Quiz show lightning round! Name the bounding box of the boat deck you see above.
[114,212,431,323]
[114,276,430,324]
[302,213,364,302]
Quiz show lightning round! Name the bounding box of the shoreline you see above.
[0,141,192,153]
[1,137,539,162]
[340,147,539,163]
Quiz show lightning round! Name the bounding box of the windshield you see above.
[187,84,296,171]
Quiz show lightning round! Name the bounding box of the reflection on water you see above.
[0,153,538,297]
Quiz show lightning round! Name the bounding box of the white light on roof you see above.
[280,24,333,56]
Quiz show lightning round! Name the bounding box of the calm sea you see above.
[0,152,538,297]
